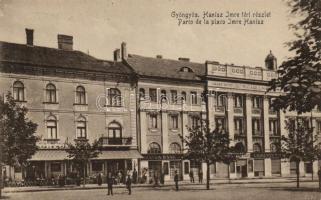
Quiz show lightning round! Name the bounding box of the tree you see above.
[280,118,318,188]
[65,139,102,187]
[181,121,233,190]
[268,0,321,113]
[0,92,39,171]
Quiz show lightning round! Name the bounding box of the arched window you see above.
[139,88,145,99]
[46,83,57,103]
[76,86,86,104]
[76,116,87,139]
[235,142,245,153]
[270,143,278,152]
[13,81,25,101]
[47,115,57,140]
[108,122,122,145]
[148,142,161,154]
[169,143,181,154]
[108,88,121,107]
[253,143,262,153]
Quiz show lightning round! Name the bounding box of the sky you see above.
[0,0,296,67]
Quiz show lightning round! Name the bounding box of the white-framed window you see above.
[253,143,262,153]
[269,119,278,135]
[75,86,86,104]
[171,90,178,104]
[169,143,181,154]
[252,96,262,108]
[13,81,25,101]
[216,93,226,106]
[181,91,187,103]
[150,114,158,129]
[46,83,57,103]
[108,88,122,107]
[190,91,197,105]
[234,95,243,108]
[190,115,200,129]
[76,117,87,139]
[252,118,261,135]
[215,117,226,130]
[47,115,58,140]
[170,115,179,129]
[148,142,161,154]
[108,122,122,138]
[139,88,145,99]
[234,118,243,134]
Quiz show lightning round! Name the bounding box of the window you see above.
[270,143,278,152]
[181,91,187,103]
[235,142,246,153]
[184,162,189,174]
[51,163,61,172]
[139,88,145,99]
[215,117,226,130]
[171,90,177,104]
[148,142,161,154]
[180,67,193,72]
[234,118,243,134]
[169,143,181,154]
[13,81,25,101]
[317,121,321,133]
[252,96,261,108]
[150,114,158,129]
[217,93,226,106]
[76,117,87,139]
[190,91,197,105]
[253,143,262,153]
[268,97,275,109]
[47,115,58,140]
[108,88,121,107]
[234,95,243,108]
[76,86,86,104]
[92,161,103,171]
[149,88,157,102]
[108,122,122,138]
[46,83,57,103]
[191,116,200,129]
[252,118,261,135]
[269,119,278,135]
[160,90,167,103]
[170,115,179,129]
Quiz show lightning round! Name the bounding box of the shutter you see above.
[254,159,264,172]
[271,159,281,174]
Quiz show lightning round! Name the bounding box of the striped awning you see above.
[29,150,69,161]
[95,150,143,160]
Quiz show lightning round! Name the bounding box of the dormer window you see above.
[179,67,193,73]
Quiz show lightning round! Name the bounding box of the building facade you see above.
[0,29,141,181]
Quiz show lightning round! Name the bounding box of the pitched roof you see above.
[125,54,205,81]
[0,41,133,75]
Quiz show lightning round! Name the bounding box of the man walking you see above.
[198,170,203,184]
[318,167,321,190]
[174,170,179,191]
[126,174,132,195]
[189,170,194,183]
[107,172,114,196]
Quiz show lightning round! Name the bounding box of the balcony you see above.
[234,107,243,114]
[252,108,261,115]
[268,109,277,115]
[99,137,132,146]
[215,106,225,113]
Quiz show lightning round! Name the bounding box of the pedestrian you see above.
[318,167,321,190]
[153,171,159,187]
[160,171,165,185]
[189,170,194,183]
[107,172,114,196]
[97,173,102,186]
[174,170,179,191]
[132,168,138,184]
[126,174,132,195]
[198,170,203,184]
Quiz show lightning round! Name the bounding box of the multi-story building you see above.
[118,43,206,181]
[0,29,141,180]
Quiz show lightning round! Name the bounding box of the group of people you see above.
[189,170,203,184]
[106,171,133,195]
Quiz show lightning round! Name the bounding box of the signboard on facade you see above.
[250,152,284,159]
[142,154,184,161]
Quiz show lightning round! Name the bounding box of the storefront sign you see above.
[142,154,184,160]
[250,152,284,159]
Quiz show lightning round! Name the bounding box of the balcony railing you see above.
[99,137,132,146]
[234,107,243,114]
[252,108,261,114]
[215,106,225,113]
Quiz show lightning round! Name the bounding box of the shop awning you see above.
[95,150,143,160]
[29,150,70,161]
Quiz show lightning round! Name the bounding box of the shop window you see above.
[230,162,235,173]
[51,163,61,172]
[163,162,169,175]
[210,163,216,174]
[305,162,313,174]
[92,161,103,171]
[184,162,189,174]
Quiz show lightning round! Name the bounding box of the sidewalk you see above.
[2,177,317,193]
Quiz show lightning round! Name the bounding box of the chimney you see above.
[25,28,34,46]
[114,49,121,62]
[57,34,73,50]
[121,42,128,60]
[156,55,163,59]
[178,57,190,62]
